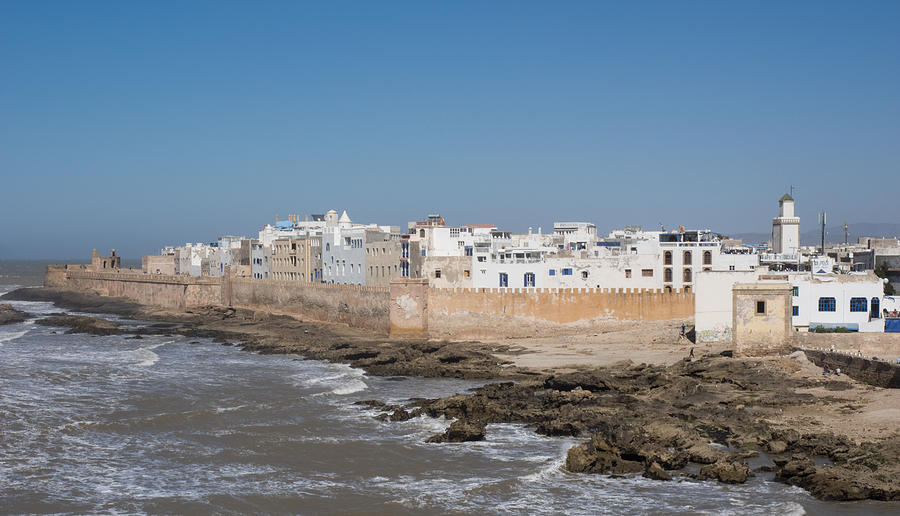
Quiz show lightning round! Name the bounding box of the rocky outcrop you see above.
[0,304,28,325]
[426,419,486,443]
[35,315,122,335]
[697,460,751,484]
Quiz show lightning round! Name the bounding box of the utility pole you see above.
[818,212,827,255]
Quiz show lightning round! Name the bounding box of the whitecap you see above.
[131,340,174,367]
[0,328,29,346]
[331,378,368,395]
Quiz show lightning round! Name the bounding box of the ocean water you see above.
[1,262,897,515]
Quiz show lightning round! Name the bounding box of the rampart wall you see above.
[52,267,222,310]
[795,332,900,360]
[227,277,390,333]
[46,267,695,339]
[799,349,900,389]
[390,282,694,339]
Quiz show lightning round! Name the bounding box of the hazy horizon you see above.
[3,2,899,259]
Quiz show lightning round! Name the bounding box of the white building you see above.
[695,268,885,342]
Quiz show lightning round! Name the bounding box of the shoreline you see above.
[3,286,899,503]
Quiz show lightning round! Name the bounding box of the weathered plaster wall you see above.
[426,287,694,339]
[733,283,793,356]
[228,277,390,333]
[389,278,429,336]
[53,268,222,310]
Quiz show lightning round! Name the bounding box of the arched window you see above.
[871,297,880,318]
[683,268,692,283]
[683,251,692,265]
[664,251,672,265]
[664,268,673,282]
[703,251,712,265]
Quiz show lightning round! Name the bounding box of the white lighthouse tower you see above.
[772,193,800,255]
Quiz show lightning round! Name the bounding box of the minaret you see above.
[772,193,800,255]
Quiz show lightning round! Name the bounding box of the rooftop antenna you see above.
[658,222,665,232]
[818,212,827,254]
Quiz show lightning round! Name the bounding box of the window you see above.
[729,265,735,271]
[702,267,711,272]
[703,251,712,265]
[549,269,556,276]
[477,256,486,262]
[581,271,589,279]
[625,269,632,278]
[421,249,426,257]
[465,246,473,256]
[818,297,836,312]
[562,268,573,276]
[792,286,799,297]
[664,251,672,265]
[419,229,425,237]
[499,272,509,287]
[524,272,535,287]
[683,268,692,283]
[792,306,799,316]
[435,269,442,279]
[849,297,867,312]
[756,301,766,315]
[642,269,654,277]
[464,270,470,278]
[683,251,692,265]
[664,268,673,282]
[871,297,880,318]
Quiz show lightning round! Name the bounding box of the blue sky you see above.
[1,1,898,259]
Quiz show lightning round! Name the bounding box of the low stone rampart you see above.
[58,268,222,310]
[425,286,694,339]
[46,266,695,339]
[799,349,900,389]
[795,332,900,359]
[227,277,390,333]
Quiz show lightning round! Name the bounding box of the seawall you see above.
[391,280,694,339]
[799,349,900,389]
[227,277,390,333]
[46,266,695,339]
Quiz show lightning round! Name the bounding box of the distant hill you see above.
[726,222,900,246]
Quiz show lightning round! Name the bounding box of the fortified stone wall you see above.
[800,349,900,389]
[425,287,694,339]
[796,332,900,359]
[49,268,222,310]
[228,277,390,333]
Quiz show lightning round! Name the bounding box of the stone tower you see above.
[772,193,800,255]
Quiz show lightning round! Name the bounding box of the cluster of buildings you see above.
[141,193,898,335]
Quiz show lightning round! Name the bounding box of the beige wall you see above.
[796,332,900,359]
[732,283,793,356]
[53,269,222,310]
[228,277,389,333]
[425,286,694,339]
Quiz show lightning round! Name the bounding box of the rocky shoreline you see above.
[3,286,898,503]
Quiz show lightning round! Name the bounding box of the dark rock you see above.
[643,461,672,481]
[426,419,486,443]
[0,304,29,325]
[697,460,751,484]
[35,315,121,336]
